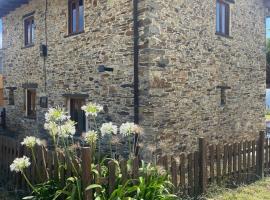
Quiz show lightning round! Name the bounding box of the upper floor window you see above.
[24,16,35,46]
[216,0,230,36]
[68,0,84,34]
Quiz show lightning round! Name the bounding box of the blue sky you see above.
[267,17,270,39]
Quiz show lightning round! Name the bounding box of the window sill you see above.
[215,32,233,39]
[21,44,35,49]
[64,30,85,38]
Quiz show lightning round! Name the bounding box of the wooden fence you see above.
[0,131,270,199]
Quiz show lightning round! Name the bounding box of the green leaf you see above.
[67,176,78,183]
[85,184,102,191]
[22,196,35,200]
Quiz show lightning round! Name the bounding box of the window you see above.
[216,0,230,36]
[220,89,226,106]
[68,0,84,34]
[8,89,15,105]
[26,89,36,118]
[69,98,86,135]
[24,16,35,46]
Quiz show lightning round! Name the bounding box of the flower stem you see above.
[128,136,132,159]
[31,148,42,182]
[41,146,49,180]
[22,171,38,194]
[62,137,79,177]
[52,136,60,180]
[76,179,82,200]
[93,117,100,163]
[109,135,113,158]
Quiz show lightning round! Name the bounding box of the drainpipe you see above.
[43,0,48,93]
[133,0,139,124]
[133,0,140,155]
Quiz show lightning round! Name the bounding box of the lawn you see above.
[206,178,270,200]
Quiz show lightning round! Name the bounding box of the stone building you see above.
[0,0,268,154]
[0,50,4,107]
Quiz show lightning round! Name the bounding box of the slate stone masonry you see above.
[1,0,267,155]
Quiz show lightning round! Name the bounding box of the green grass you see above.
[206,178,270,200]
[266,114,270,121]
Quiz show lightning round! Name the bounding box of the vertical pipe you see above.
[133,0,140,156]
[133,0,139,124]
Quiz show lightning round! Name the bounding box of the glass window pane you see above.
[221,4,226,34]
[27,23,31,44]
[72,3,77,32]
[216,2,220,32]
[25,21,29,45]
[31,19,35,43]
[79,4,84,31]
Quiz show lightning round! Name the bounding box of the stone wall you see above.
[1,0,267,155]
[139,0,267,156]
[0,50,4,106]
[2,0,142,139]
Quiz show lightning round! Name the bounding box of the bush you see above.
[10,103,176,200]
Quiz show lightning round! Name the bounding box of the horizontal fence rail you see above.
[0,131,269,199]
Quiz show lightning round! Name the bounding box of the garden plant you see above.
[9,102,177,200]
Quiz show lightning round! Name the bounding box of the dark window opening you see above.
[220,89,226,106]
[68,0,84,34]
[26,89,36,118]
[216,0,230,36]
[70,98,86,135]
[8,89,14,105]
[24,16,35,46]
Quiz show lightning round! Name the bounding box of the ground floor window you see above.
[8,89,15,105]
[68,98,86,135]
[25,89,36,118]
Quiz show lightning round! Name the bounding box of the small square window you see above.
[25,89,36,118]
[24,16,35,46]
[216,0,230,36]
[68,0,84,34]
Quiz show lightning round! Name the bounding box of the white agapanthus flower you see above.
[45,107,70,123]
[120,122,136,136]
[84,130,98,145]
[21,136,42,148]
[10,156,31,173]
[100,122,118,136]
[120,122,143,136]
[44,122,58,136]
[81,102,103,117]
[58,120,76,138]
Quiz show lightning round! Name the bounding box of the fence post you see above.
[257,131,265,179]
[81,147,93,200]
[198,137,207,194]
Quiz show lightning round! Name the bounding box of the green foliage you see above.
[23,180,63,200]
[88,161,177,200]
[265,109,270,116]
[267,39,270,65]
[53,177,82,200]
[18,105,177,200]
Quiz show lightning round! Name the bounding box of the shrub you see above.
[10,102,176,200]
